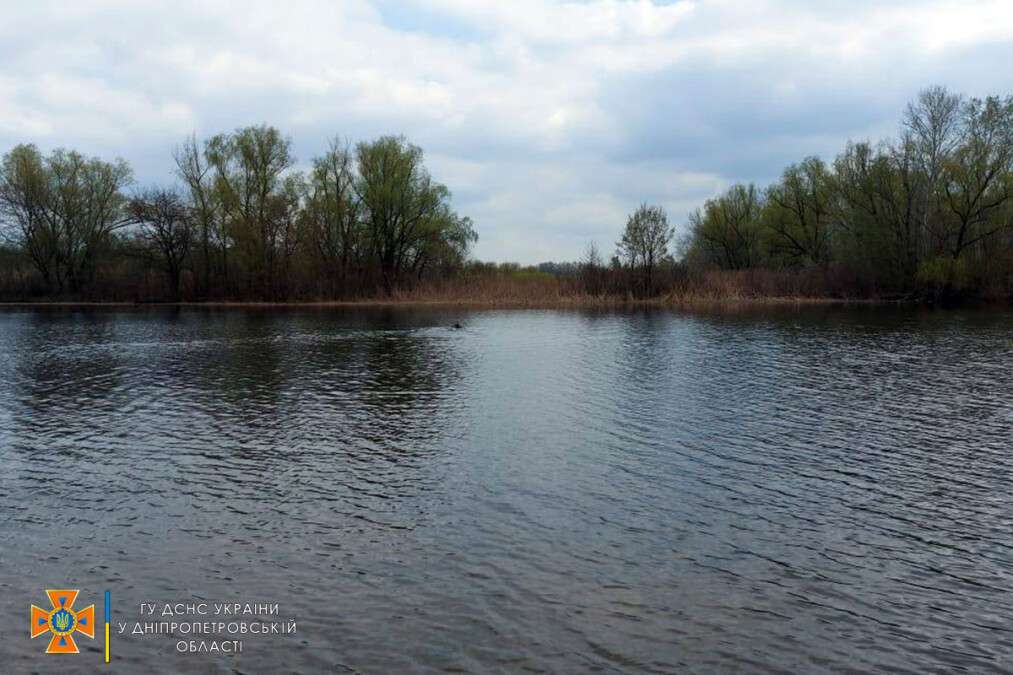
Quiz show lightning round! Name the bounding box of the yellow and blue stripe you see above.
[104,590,110,664]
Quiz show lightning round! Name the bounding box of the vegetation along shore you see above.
[1,85,1011,306]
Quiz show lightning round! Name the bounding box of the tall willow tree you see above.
[205,125,296,296]
[408,201,476,281]
[0,144,131,293]
[1,128,478,301]
[764,157,834,267]
[681,85,1013,297]
[355,135,473,294]
[686,183,763,270]
[832,140,922,284]
[936,95,1013,261]
[304,138,361,290]
[0,145,55,287]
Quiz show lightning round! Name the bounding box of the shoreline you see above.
[0,295,961,310]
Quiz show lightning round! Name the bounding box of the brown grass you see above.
[0,270,897,309]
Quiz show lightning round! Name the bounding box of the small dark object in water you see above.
[452,322,463,329]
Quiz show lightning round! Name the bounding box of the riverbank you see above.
[0,294,946,310]
[2,269,1006,309]
[3,264,1010,309]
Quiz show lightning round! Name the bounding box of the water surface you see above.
[1,306,1011,673]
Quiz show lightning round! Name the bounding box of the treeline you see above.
[3,86,1011,305]
[0,127,476,300]
[542,86,1013,303]
[678,86,1013,299]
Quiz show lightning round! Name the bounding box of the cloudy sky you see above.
[2,1,1012,262]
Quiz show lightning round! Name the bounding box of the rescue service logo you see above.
[30,589,96,654]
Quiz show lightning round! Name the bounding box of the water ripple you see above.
[0,306,1011,673]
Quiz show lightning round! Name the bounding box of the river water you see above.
[0,306,1011,673]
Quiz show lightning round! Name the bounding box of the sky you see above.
[1,1,1012,263]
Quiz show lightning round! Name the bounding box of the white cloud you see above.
[0,0,1012,261]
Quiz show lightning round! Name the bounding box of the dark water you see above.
[1,306,1011,674]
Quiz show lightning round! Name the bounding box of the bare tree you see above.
[903,86,964,257]
[174,135,220,296]
[128,188,192,299]
[580,241,605,294]
[617,203,673,295]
